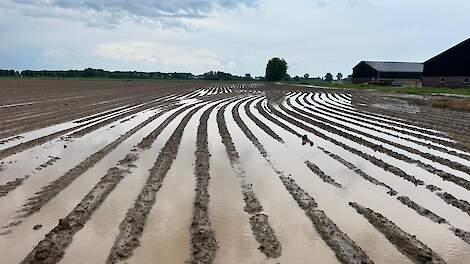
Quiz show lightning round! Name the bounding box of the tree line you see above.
[0,68,252,81]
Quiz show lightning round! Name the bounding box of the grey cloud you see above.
[9,0,258,28]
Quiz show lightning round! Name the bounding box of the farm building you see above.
[352,61,423,87]
[423,38,470,87]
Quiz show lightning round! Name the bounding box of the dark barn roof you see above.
[362,61,423,73]
[353,61,423,80]
[424,38,470,76]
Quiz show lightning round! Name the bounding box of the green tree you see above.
[265,57,288,81]
[336,73,343,80]
[325,73,333,82]
[303,73,309,80]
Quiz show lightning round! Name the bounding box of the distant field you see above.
[1,80,470,264]
[286,80,470,96]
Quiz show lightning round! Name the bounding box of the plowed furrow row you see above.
[306,94,470,161]
[232,98,374,264]
[290,95,470,177]
[285,96,470,191]
[189,103,220,264]
[349,202,447,264]
[106,103,206,263]
[216,101,282,259]
[266,95,424,186]
[11,104,178,222]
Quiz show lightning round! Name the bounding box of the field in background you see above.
[1,80,470,264]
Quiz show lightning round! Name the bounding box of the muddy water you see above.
[126,104,209,264]
[294,95,470,178]
[278,99,470,225]
[207,106,270,263]
[320,93,451,139]
[303,93,470,166]
[263,98,470,263]
[59,106,188,264]
[0,106,160,185]
[0,108,162,228]
[0,108,167,263]
[226,101,340,263]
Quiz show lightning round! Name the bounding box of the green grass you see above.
[284,80,470,96]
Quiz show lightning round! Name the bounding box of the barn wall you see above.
[422,76,470,87]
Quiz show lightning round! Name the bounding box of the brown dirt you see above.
[106,104,205,263]
[349,202,447,264]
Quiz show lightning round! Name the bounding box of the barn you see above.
[352,61,423,87]
[422,38,470,87]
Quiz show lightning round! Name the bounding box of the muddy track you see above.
[188,103,220,264]
[349,202,447,264]
[436,192,470,217]
[287,96,470,181]
[397,196,447,224]
[303,94,470,161]
[301,94,470,168]
[318,147,398,195]
[21,153,139,264]
[284,97,470,191]
[243,98,284,143]
[0,99,171,161]
[0,93,167,139]
[232,98,374,264]
[254,98,302,137]
[69,99,174,138]
[0,175,30,198]
[10,104,178,223]
[353,96,470,143]
[216,100,282,259]
[265,94,424,186]
[304,160,342,188]
[106,103,206,264]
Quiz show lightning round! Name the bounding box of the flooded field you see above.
[1,80,470,264]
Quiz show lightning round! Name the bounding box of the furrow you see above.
[188,103,220,264]
[244,98,284,143]
[216,100,282,259]
[318,146,398,195]
[305,94,470,161]
[288,96,470,182]
[349,202,447,264]
[266,94,424,186]
[231,97,374,264]
[21,153,139,264]
[106,103,206,264]
[10,104,178,223]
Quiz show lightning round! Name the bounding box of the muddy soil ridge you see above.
[349,202,447,264]
[106,103,207,263]
[232,98,373,264]
[216,100,282,259]
[188,102,221,264]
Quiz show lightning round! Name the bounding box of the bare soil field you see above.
[1,80,470,264]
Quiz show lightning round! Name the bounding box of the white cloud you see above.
[95,41,223,72]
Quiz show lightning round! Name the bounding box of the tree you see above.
[325,73,333,82]
[293,75,301,82]
[336,73,343,81]
[303,73,309,80]
[265,57,288,81]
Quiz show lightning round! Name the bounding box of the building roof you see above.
[424,38,470,76]
[363,61,423,73]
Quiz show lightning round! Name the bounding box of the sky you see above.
[1,0,469,77]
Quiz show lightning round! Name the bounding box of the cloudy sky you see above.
[1,0,469,77]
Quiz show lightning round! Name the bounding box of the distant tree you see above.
[336,73,343,81]
[293,75,301,82]
[303,73,309,80]
[325,73,333,82]
[265,57,288,81]
[283,73,291,81]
